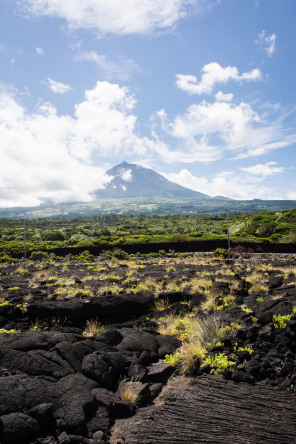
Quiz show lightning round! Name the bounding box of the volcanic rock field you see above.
[0,250,295,443]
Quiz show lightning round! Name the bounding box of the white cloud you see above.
[120,169,133,182]
[18,0,201,35]
[240,162,283,177]
[215,91,233,102]
[152,99,296,163]
[74,50,140,81]
[161,167,285,200]
[0,81,158,207]
[0,44,6,52]
[36,47,44,55]
[0,91,112,207]
[255,30,276,57]
[69,81,143,161]
[43,78,72,94]
[176,62,261,95]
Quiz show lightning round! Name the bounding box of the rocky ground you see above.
[0,251,295,443]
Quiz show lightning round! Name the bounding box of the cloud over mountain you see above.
[96,161,211,199]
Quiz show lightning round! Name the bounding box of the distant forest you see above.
[0,209,295,256]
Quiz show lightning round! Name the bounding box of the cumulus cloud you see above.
[255,30,276,57]
[69,81,143,161]
[161,167,285,200]
[74,50,140,81]
[240,162,283,177]
[176,62,261,95]
[43,78,72,94]
[0,81,157,207]
[152,99,296,163]
[17,0,200,35]
[36,47,44,55]
[0,92,112,207]
[215,91,233,102]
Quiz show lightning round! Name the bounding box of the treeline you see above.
[0,209,295,256]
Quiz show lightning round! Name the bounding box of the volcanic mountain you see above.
[95,162,211,199]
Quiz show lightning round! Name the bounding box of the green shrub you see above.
[0,253,17,263]
[43,230,65,241]
[164,352,182,367]
[78,250,94,262]
[211,248,227,258]
[30,250,49,261]
[273,313,292,329]
[202,353,236,374]
[112,248,128,260]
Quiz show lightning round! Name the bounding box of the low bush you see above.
[0,253,17,263]
[30,250,49,261]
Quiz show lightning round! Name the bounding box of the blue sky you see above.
[0,0,296,206]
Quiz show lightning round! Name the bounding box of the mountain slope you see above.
[95,162,211,199]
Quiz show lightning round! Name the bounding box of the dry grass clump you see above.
[245,271,269,293]
[83,319,103,337]
[119,381,141,404]
[55,277,76,287]
[32,270,50,281]
[161,313,230,375]
[154,298,170,311]
[189,277,213,296]
[272,293,284,301]
[158,313,226,346]
[200,292,218,312]
[131,277,161,294]
[125,269,138,278]
[97,284,124,296]
[245,272,264,284]
[257,264,276,272]
[82,274,101,282]
[194,316,227,347]
[178,341,205,374]
[249,283,269,293]
[158,313,180,336]
[165,280,182,292]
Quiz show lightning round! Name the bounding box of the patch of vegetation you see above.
[0,301,11,307]
[16,303,28,312]
[273,308,296,328]
[202,353,236,374]
[119,381,141,404]
[0,208,295,257]
[83,319,111,337]
[160,314,234,375]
